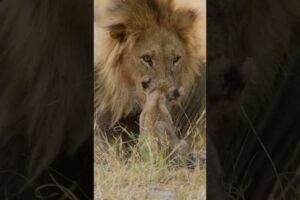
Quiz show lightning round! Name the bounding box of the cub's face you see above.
[141,76,181,108]
[122,27,186,104]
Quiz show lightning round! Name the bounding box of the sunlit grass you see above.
[94,127,206,200]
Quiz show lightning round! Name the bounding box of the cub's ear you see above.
[109,24,127,42]
[141,77,152,90]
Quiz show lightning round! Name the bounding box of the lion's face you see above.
[121,27,186,104]
[94,0,202,124]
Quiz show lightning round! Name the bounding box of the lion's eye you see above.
[141,55,153,67]
[173,56,181,64]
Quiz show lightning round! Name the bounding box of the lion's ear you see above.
[109,24,127,43]
[174,9,197,27]
[172,9,197,40]
[186,9,198,23]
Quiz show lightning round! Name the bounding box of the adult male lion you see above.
[94,0,205,140]
[207,0,300,199]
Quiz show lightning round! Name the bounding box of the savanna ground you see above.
[94,127,206,200]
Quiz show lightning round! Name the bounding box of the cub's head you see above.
[141,76,182,107]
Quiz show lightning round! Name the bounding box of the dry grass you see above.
[94,128,206,200]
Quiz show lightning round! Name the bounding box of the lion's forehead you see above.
[133,30,185,57]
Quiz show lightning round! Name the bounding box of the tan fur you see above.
[94,0,205,126]
[139,79,188,158]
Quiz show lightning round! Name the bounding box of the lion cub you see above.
[139,76,188,160]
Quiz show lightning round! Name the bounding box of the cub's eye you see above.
[141,55,153,67]
[173,56,181,64]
